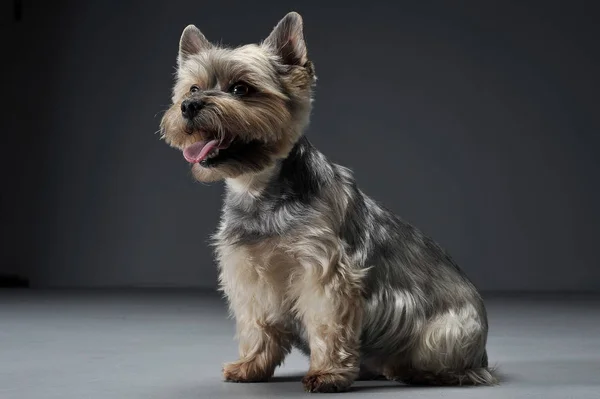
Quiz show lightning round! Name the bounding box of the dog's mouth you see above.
[180,130,272,171]
[183,135,234,167]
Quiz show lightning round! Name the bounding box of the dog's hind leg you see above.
[384,303,497,386]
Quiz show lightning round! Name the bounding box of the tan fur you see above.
[217,240,290,382]
[296,273,363,393]
[225,164,278,197]
[160,42,312,183]
[213,132,365,391]
[214,198,368,390]
[161,14,346,389]
[161,12,494,393]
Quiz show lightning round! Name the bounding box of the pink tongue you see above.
[183,140,220,163]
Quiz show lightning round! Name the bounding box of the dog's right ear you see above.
[178,25,212,65]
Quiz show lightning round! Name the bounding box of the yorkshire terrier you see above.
[160,12,497,393]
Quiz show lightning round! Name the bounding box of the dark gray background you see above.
[2,1,599,290]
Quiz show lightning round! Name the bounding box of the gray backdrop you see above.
[2,1,599,290]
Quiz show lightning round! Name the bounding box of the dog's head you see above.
[160,12,316,182]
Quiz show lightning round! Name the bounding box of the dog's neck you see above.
[224,135,308,199]
[224,136,329,209]
[225,163,280,198]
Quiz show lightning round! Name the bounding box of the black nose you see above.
[181,99,204,119]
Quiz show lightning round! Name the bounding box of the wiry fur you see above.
[160,12,497,393]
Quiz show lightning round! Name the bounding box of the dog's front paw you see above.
[223,359,272,383]
[302,371,355,393]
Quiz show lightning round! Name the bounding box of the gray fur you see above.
[161,12,497,389]
[217,136,495,385]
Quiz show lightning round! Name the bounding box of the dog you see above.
[160,12,497,393]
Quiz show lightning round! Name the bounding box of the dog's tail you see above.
[398,349,499,386]
[399,366,498,386]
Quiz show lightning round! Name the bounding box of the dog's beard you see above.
[160,95,301,182]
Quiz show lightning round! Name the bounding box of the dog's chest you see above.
[217,237,312,351]
[216,236,305,311]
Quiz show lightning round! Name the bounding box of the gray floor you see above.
[1,290,599,399]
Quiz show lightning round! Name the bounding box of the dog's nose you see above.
[181,99,204,119]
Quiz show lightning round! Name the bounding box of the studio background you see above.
[2,0,599,291]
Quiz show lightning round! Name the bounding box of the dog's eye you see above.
[190,85,200,94]
[229,83,249,97]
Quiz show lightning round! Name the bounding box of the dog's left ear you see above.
[263,12,308,66]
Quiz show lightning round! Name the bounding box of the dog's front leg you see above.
[219,245,291,383]
[297,266,363,393]
[222,317,291,382]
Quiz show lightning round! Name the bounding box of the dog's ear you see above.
[178,25,212,64]
[263,12,308,66]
